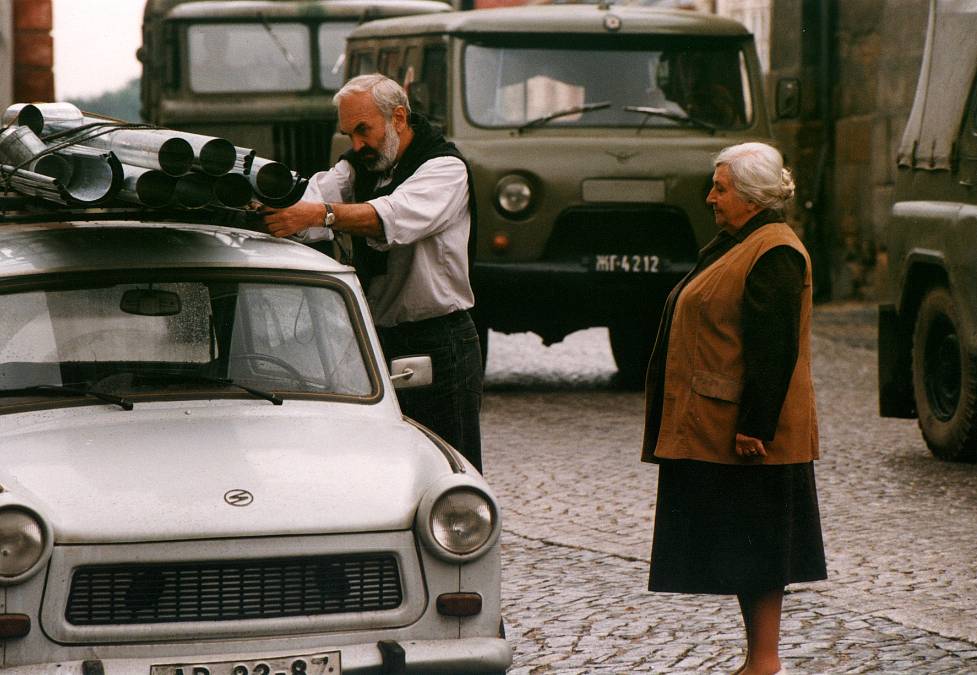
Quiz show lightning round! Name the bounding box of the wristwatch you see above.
[323,203,336,227]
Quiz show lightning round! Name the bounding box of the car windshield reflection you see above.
[0,277,374,403]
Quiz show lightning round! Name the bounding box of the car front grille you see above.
[66,554,402,625]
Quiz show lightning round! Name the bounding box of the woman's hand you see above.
[735,432,766,458]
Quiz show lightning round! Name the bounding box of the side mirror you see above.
[389,355,433,389]
[775,78,801,120]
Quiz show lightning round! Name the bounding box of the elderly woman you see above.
[642,142,826,675]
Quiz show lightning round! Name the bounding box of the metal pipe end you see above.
[174,172,213,208]
[253,161,295,199]
[158,137,195,177]
[198,138,237,176]
[213,172,253,207]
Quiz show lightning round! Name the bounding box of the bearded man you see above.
[260,74,482,472]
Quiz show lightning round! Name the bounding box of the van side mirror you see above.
[775,78,801,120]
[389,355,433,389]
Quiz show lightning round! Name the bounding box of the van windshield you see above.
[463,40,754,129]
[187,21,359,94]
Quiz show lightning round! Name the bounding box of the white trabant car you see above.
[0,214,510,673]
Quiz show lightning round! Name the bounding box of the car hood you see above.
[0,401,452,544]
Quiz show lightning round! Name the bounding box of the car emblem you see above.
[606,150,639,163]
[224,489,254,507]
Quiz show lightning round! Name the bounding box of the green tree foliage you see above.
[67,77,141,123]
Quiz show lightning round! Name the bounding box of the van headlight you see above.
[0,506,51,584]
[495,174,533,217]
[418,483,500,562]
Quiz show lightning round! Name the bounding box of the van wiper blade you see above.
[135,372,284,406]
[623,106,717,134]
[258,13,303,75]
[517,101,612,134]
[0,384,133,410]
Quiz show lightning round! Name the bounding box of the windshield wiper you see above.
[134,372,284,406]
[0,384,133,410]
[258,13,302,76]
[623,106,717,134]
[517,101,612,134]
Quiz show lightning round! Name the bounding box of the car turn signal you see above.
[436,592,483,617]
[0,613,30,638]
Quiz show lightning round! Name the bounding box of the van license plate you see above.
[593,254,661,273]
[150,651,340,675]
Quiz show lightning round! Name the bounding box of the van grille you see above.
[543,206,698,263]
[272,121,334,178]
[66,554,402,625]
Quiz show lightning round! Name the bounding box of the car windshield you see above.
[464,39,754,129]
[188,22,312,93]
[0,277,374,405]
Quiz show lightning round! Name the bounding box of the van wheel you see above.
[609,321,656,390]
[912,287,977,461]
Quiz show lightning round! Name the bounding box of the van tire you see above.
[609,321,656,390]
[912,287,977,462]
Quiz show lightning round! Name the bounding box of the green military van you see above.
[878,1,977,460]
[339,4,783,381]
[140,0,450,178]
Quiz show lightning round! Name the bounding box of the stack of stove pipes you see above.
[0,102,303,209]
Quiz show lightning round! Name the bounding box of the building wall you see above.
[13,0,54,102]
[718,0,929,299]
[0,0,12,110]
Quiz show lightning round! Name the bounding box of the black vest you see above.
[339,114,477,289]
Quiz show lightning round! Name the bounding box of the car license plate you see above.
[593,254,662,273]
[150,651,340,675]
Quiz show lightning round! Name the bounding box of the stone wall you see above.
[760,0,929,299]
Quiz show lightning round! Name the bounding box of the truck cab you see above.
[338,4,778,382]
[140,0,450,178]
[878,0,977,460]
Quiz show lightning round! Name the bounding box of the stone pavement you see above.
[480,302,977,673]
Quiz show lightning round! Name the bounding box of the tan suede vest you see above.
[650,222,819,465]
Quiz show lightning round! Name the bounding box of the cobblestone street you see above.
[481,302,977,673]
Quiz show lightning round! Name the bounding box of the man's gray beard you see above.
[365,120,401,173]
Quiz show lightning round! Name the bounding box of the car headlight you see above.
[0,506,51,584]
[495,174,533,217]
[418,481,501,562]
[431,489,494,555]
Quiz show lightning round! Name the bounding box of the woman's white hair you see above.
[333,73,411,119]
[714,142,795,211]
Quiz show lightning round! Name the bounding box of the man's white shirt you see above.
[291,156,474,327]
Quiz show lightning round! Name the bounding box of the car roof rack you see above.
[0,102,307,226]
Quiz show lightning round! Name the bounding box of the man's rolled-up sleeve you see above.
[288,161,355,243]
[367,157,469,250]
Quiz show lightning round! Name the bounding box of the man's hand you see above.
[735,432,766,459]
[259,201,324,238]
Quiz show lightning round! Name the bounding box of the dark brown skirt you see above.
[649,458,827,595]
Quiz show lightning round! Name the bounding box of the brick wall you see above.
[13,0,53,102]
